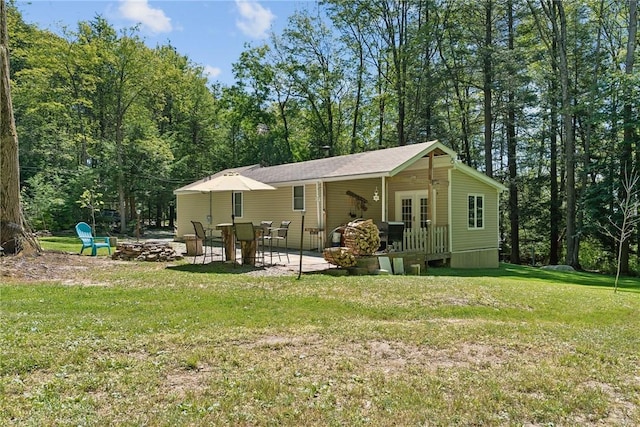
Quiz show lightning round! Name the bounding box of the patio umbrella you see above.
[185,172,275,193]
[178,172,276,224]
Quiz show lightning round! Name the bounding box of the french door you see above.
[395,190,430,230]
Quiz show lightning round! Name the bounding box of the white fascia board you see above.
[452,161,507,192]
[388,141,458,177]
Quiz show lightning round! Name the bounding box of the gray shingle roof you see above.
[242,141,444,184]
[175,141,455,193]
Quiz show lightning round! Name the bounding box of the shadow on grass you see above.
[166,261,267,275]
[429,263,640,293]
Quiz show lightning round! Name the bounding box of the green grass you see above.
[39,236,112,256]
[1,246,639,426]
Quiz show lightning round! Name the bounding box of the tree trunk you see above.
[620,0,637,274]
[535,0,562,265]
[484,0,493,178]
[116,110,127,234]
[381,0,408,146]
[507,0,519,264]
[549,77,560,265]
[0,0,39,254]
[351,36,363,154]
[553,1,578,268]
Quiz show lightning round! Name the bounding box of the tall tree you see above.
[620,0,638,274]
[82,20,167,232]
[556,1,578,268]
[379,0,410,146]
[539,0,578,267]
[483,0,494,177]
[0,0,38,254]
[506,0,520,264]
[280,10,347,157]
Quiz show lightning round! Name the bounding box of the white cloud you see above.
[235,0,275,39]
[119,0,172,34]
[204,66,222,79]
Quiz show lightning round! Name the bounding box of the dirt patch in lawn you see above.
[238,334,523,375]
[0,252,117,283]
[0,250,297,284]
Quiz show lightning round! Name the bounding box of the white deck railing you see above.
[402,225,449,255]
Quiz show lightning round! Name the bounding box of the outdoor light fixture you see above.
[373,187,380,202]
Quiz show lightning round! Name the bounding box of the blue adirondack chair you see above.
[75,222,111,256]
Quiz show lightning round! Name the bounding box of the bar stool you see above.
[260,221,273,264]
[271,220,291,263]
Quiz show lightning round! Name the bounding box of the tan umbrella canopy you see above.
[183,172,276,193]
[175,172,276,224]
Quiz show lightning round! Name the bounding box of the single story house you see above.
[173,140,507,268]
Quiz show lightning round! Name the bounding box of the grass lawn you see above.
[37,235,113,256]
[1,242,639,425]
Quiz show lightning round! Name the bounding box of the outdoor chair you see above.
[259,221,273,264]
[191,220,215,264]
[234,222,262,266]
[271,220,291,263]
[75,222,111,256]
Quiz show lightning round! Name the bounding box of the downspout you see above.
[497,188,502,253]
[448,167,453,254]
[428,152,434,225]
[316,180,323,249]
[382,176,387,222]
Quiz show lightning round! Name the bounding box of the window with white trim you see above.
[468,194,484,229]
[293,185,305,211]
[233,192,243,218]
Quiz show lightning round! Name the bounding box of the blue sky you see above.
[15,0,319,86]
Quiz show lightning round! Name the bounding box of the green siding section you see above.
[433,167,450,226]
[449,168,500,253]
[451,248,500,268]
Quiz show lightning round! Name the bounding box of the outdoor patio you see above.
[148,229,331,274]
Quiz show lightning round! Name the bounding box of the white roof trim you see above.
[453,160,507,192]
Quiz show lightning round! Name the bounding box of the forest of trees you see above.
[3,0,638,274]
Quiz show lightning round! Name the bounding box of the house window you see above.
[293,185,305,211]
[468,194,484,229]
[233,192,243,218]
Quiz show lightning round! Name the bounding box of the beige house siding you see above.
[176,191,239,238]
[325,178,382,236]
[449,168,500,267]
[175,193,222,238]
[176,184,320,250]
[244,184,320,251]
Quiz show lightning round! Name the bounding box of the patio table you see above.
[216,223,236,262]
[216,223,263,265]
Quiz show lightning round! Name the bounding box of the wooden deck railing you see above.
[402,225,449,255]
